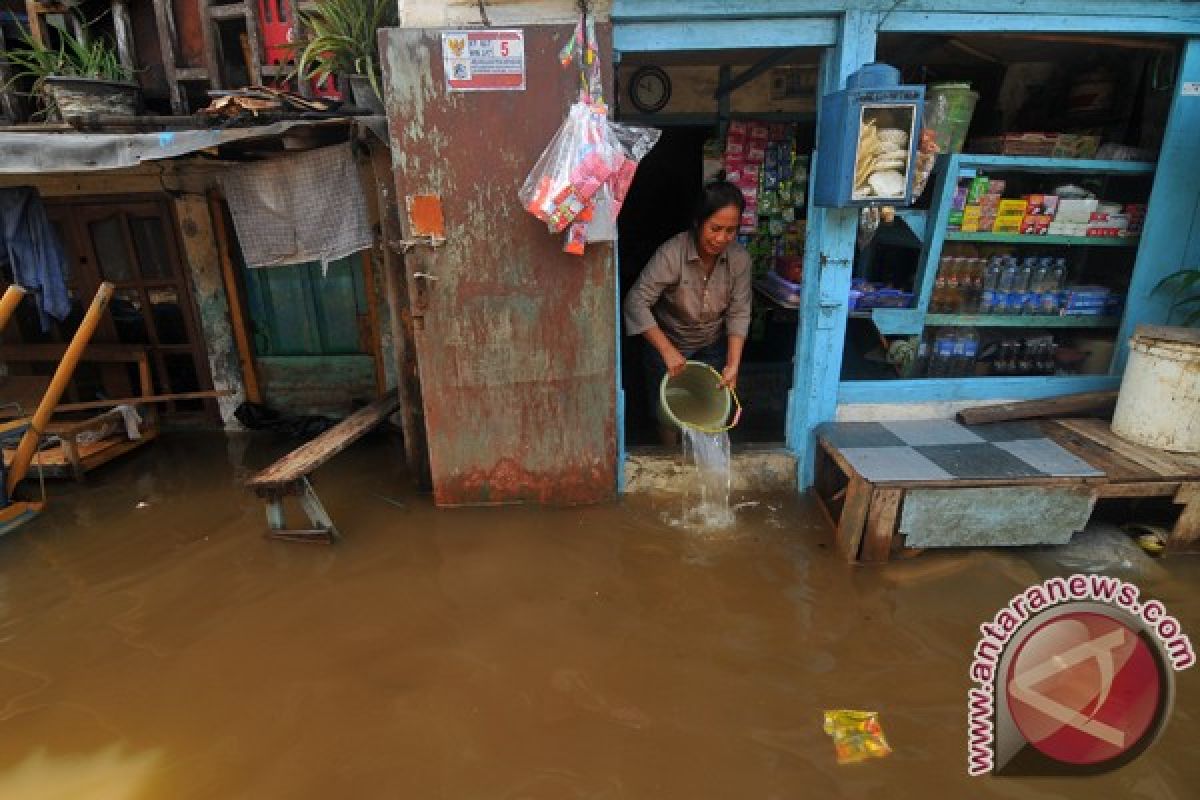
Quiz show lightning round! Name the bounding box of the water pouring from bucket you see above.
[659,362,742,529]
[658,361,742,434]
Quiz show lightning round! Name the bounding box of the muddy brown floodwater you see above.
[1,431,1198,798]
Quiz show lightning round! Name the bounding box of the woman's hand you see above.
[664,347,687,378]
[719,364,739,390]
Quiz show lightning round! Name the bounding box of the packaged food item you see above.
[823,710,893,765]
[519,100,661,253]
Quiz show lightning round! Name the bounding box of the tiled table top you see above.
[818,420,1103,483]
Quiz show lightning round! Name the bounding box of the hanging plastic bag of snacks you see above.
[517,8,660,255]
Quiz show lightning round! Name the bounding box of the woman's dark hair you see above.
[691,176,745,237]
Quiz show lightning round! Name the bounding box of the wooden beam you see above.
[714,48,802,98]
[111,0,136,72]
[207,190,262,404]
[370,143,432,491]
[837,476,873,562]
[956,391,1118,425]
[861,488,902,563]
[150,0,186,114]
[360,251,387,397]
[1169,482,1200,552]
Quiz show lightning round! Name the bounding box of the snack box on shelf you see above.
[970,133,1100,158]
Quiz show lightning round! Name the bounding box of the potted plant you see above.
[294,0,397,114]
[5,24,138,119]
[1110,267,1200,453]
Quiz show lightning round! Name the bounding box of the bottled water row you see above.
[932,254,1068,315]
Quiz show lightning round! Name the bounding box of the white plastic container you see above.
[1111,326,1200,453]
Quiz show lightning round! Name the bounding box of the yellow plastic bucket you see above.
[658,361,742,433]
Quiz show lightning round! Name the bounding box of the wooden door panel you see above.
[381,27,616,506]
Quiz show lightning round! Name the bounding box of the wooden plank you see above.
[3,431,155,472]
[1058,418,1200,479]
[1098,482,1181,499]
[1177,483,1200,505]
[248,390,399,489]
[0,390,232,418]
[360,251,387,397]
[370,143,432,491]
[209,3,247,19]
[1170,489,1200,552]
[208,190,261,403]
[836,476,873,562]
[861,488,902,563]
[0,343,150,362]
[956,391,1117,426]
[150,0,185,113]
[196,0,222,90]
[240,2,264,86]
[1045,420,1155,482]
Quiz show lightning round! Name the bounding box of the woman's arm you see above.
[721,255,753,389]
[623,245,686,377]
[722,334,745,389]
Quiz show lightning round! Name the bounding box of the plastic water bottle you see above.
[956,328,980,377]
[980,257,1001,314]
[928,328,956,377]
[1046,258,1068,315]
[1016,258,1035,314]
[997,258,1018,315]
[1031,262,1050,315]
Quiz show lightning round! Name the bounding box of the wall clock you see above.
[629,65,671,113]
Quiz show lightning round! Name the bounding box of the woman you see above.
[623,179,752,437]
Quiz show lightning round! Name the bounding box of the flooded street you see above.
[1,432,1198,798]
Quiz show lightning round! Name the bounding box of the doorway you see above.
[615,48,822,447]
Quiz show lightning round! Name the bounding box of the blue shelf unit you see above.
[844,154,1155,402]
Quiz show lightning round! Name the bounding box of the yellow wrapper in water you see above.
[823,710,892,764]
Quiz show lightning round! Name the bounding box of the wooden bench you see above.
[245,390,400,543]
[0,343,158,481]
[814,417,1200,564]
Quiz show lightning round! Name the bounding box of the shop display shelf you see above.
[944,232,1140,247]
[924,313,1121,328]
[951,155,1156,174]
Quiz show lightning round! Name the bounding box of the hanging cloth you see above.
[219,142,372,269]
[0,187,70,330]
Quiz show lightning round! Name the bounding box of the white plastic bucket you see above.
[1111,327,1200,453]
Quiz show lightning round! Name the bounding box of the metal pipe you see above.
[0,284,27,332]
[6,282,113,496]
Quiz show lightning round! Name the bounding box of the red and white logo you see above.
[1005,611,1163,767]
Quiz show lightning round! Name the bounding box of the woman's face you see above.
[698,204,741,260]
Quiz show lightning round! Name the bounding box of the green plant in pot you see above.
[294,0,398,113]
[5,24,138,120]
[1155,267,1200,326]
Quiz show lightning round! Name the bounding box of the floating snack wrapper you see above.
[823,710,893,765]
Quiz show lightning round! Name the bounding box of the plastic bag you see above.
[823,710,893,765]
[519,100,661,253]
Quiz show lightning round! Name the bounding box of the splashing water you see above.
[676,427,735,530]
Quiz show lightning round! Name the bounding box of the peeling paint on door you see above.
[381,26,616,506]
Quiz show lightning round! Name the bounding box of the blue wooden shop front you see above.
[611,0,1200,489]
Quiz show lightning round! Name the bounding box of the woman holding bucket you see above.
[623,179,751,442]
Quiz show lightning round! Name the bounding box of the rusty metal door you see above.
[380,26,616,506]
